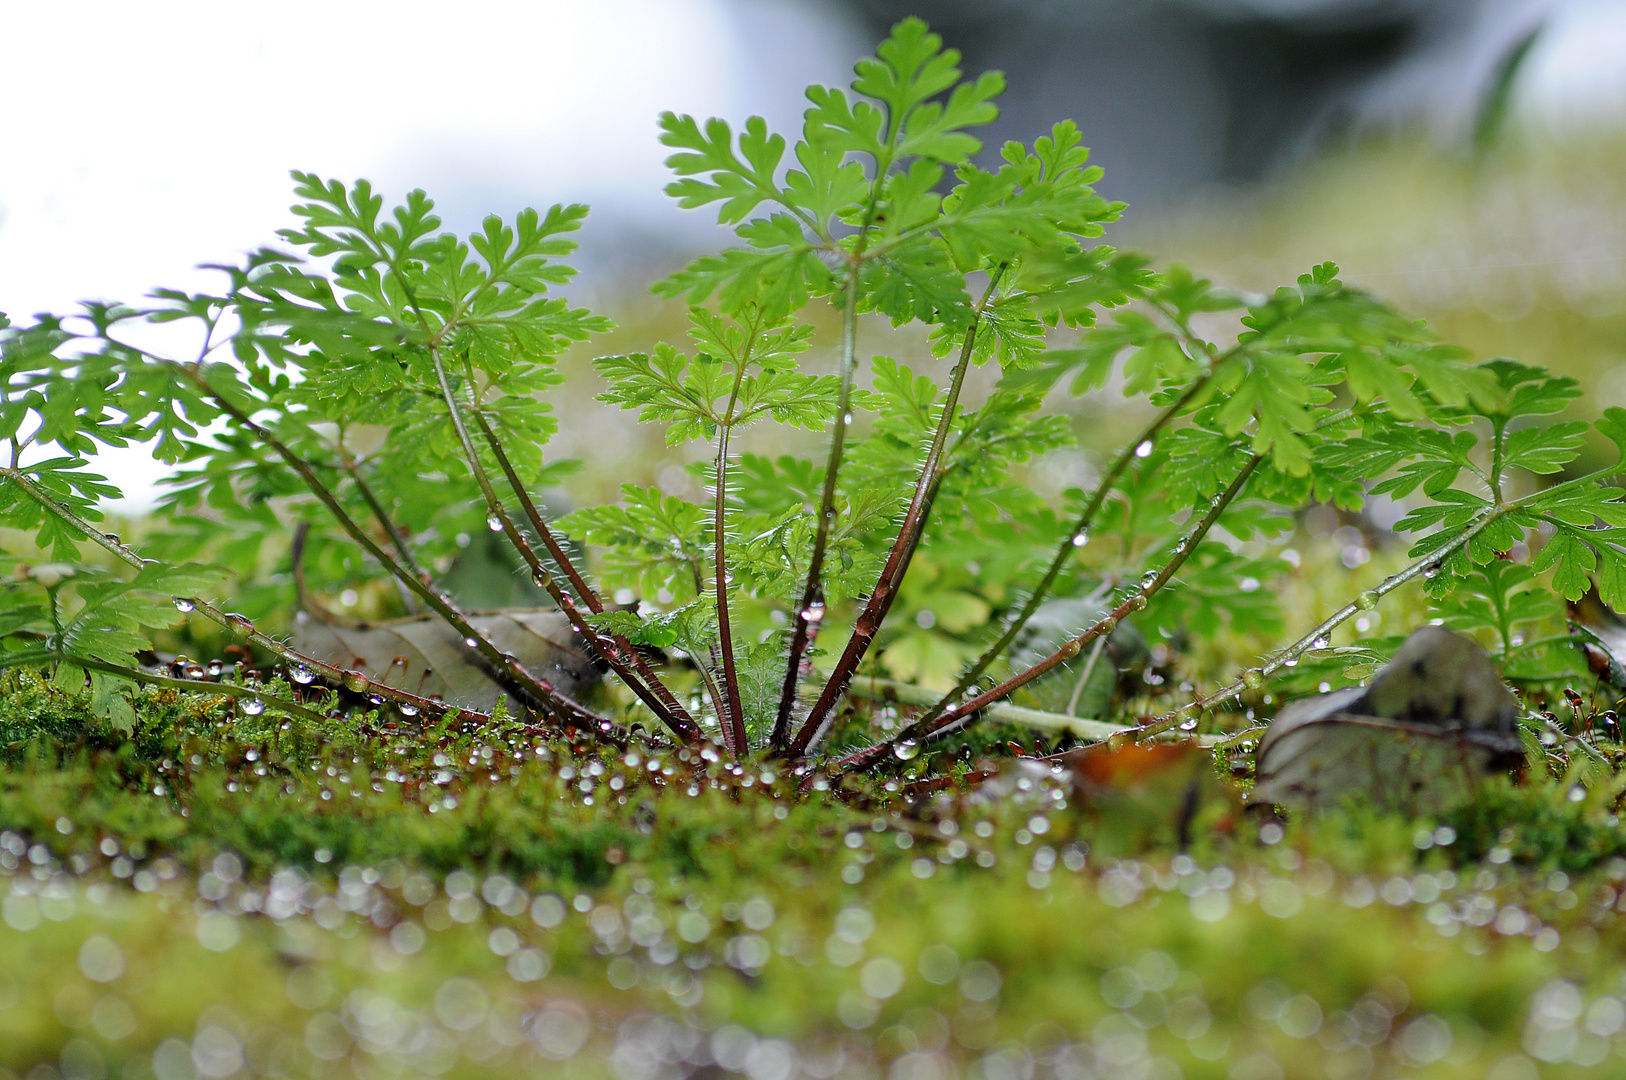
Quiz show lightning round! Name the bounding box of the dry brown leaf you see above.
[291,609,601,714]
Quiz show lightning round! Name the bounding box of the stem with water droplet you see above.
[429,350,697,740]
[921,369,1216,725]
[785,266,1008,759]
[1132,506,1503,740]
[0,465,471,725]
[830,452,1264,777]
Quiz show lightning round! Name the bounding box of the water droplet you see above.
[1178,717,1199,731]
[1127,595,1149,612]
[1423,564,1441,580]
[1312,636,1330,650]
[800,603,825,623]
[173,598,195,613]
[1243,669,1265,690]
[1098,616,1118,634]
[1139,570,1160,589]
[1569,784,1588,802]
[342,671,369,693]
[1106,732,1130,751]
[532,570,549,587]
[103,533,120,544]
[241,698,265,716]
[843,413,853,426]
[1134,440,1154,459]
[894,739,920,761]
[291,665,315,685]
[1355,591,1378,612]
[487,513,504,532]
[1072,532,1089,548]
[207,660,224,677]
[464,637,480,649]
[399,703,420,717]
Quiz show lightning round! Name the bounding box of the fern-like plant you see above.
[4,19,1624,781]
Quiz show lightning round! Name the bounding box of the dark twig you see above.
[453,356,700,740]
[425,351,698,741]
[921,370,1215,724]
[771,267,862,747]
[787,266,1007,758]
[828,452,1265,776]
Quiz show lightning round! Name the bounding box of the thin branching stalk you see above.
[339,453,431,583]
[708,315,764,755]
[922,370,1216,724]
[424,350,697,741]
[338,454,426,613]
[52,653,333,726]
[787,267,1007,758]
[455,366,697,733]
[712,418,747,753]
[828,453,1265,776]
[161,362,616,735]
[446,357,699,741]
[1133,510,1501,740]
[0,466,502,727]
[771,266,862,747]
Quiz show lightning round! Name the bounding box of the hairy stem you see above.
[788,267,1007,758]
[712,419,748,754]
[339,454,427,612]
[832,453,1265,776]
[922,370,1215,724]
[1133,508,1502,739]
[450,356,699,741]
[0,466,489,726]
[425,351,695,741]
[771,266,862,747]
[54,653,333,726]
[165,363,615,735]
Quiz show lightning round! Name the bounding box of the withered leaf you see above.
[292,610,601,714]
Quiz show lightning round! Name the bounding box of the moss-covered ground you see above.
[1,664,1625,1080]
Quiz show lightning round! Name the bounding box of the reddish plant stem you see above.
[785,267,1006,758]
[920,371,1215,725]
[0,465,567,735]
[827,452,1264,776]
[770,266,862,748]
[712,419,748,754]
[169,363,616,734]
[458,359,698,737]
[430,352,701,742]
[1131,508,1498,740]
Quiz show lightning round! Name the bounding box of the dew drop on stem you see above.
[1134,440,1154,459]
[1243,669,1266,690]
[894,739,920,761]
[463,637,480,649]
[1355,591,1379,612]
[342,671,369,693]
[291,666,315,685]
[399,703,420,717]
[241,698,265,716]
[1072,532,1089,548]
[173,598,195,613]
[1178,717,1198,732]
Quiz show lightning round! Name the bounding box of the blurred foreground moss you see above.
[4,672,1626,1077]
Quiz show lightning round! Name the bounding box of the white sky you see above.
[0,0,858,508]
[4,0,1626,511]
